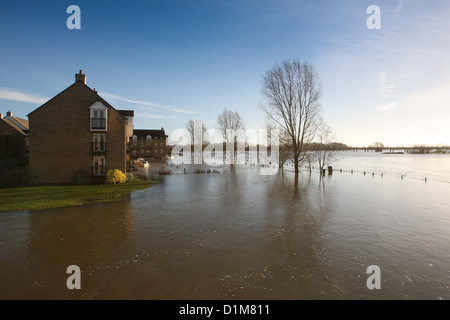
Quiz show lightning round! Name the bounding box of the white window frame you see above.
[93,133,106,152]
[93,156,106,176]
[89,101,108,131]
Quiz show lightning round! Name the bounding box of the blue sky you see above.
[1,0,449,146]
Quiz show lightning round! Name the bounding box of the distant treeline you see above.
[167,142,450,154]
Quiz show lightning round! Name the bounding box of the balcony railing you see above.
[92,165,106,176]
[91,118,106,130]
[92,141,106,153]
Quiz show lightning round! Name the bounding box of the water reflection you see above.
[0,196,133,299]
[0,161,449,299]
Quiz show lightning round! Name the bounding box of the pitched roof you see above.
[27,81,130,122]
[10,116,29,130]
[2,118,28,136]
[133,129,167,139]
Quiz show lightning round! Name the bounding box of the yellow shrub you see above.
[105,169,126,184]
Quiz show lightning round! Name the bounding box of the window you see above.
[93,156,106,176]
[90,101,108,131]
[132,135,137,149]
[93,134,105,152]
[146,135,152,145]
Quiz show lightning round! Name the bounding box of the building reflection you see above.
[24,196,133,298]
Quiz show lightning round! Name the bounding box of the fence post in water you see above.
[184,168,186,174]
[327,166,333,175]
[401,175,403,180]
[381,173,383,178]
[364,171,366,176]
[372,172,374,177]
[351,170,353,174]
[340,169,342,173]
[425,177,427,183]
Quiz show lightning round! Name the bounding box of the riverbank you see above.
[0,179,157,213]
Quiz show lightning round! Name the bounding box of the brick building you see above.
[0,110,29,161]
[28,71,134,184]
[129,128,168,160]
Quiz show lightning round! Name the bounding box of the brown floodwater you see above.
[0,154,449,299]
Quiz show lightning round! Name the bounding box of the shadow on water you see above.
[0,196,133,299]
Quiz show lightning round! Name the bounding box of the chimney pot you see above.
[7,110,12,117]
[75,70,86,84]
[0,113,3,119]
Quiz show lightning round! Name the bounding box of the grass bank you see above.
[0,179,157,212]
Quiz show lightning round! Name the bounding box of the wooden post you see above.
[327,166,333,175]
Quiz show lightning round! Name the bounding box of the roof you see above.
[118,110,134,117]
[2,118,28,136]
[10,116,29,130]
[133,129,167,139]
[27,81,131,122]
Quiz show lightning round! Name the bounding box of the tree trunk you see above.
[294,154,299,175]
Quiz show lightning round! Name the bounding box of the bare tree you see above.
[266,124,291,168]
[186,119,207,163]
[186,119,207,145]
[217,108,245,164]
[316,120,336,176]
[372,141,384,148]
[261,59,322,175]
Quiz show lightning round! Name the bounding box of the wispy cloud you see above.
[379,72,396,98]
[101,91,196,116]
[140,113,166,119]
[375,102,398,113]
[0,88,48,104]
[101,92,163,109]
[395,0,405,12]
[173,108,195,114]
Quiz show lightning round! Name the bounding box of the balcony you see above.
[91,118,106,130]
[92,165,106,176]
[92,141,106,154]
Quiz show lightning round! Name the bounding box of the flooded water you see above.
[0,153,449,299]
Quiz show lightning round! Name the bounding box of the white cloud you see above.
[0,88,48,104]
[375,102,398,113]
[173,108,195,114]
[101,92,163,108]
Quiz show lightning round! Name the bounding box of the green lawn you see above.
[0,179,157,212]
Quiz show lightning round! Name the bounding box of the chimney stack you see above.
[75,70,86,84]
[6,110,12,117]
[0,113,3,119]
